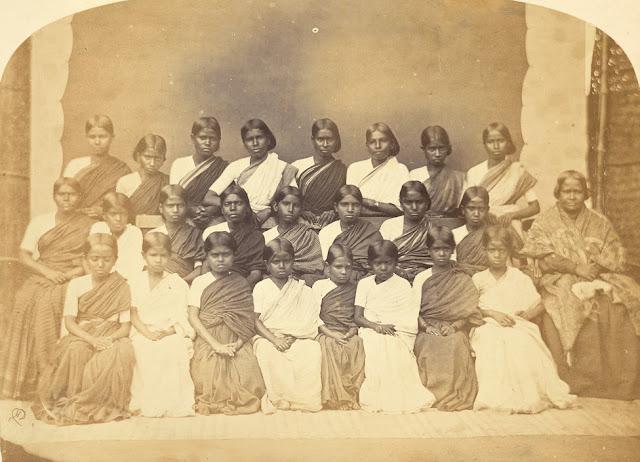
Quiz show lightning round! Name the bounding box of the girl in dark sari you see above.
[318,185,383,280]
[188,232,265,415]
[314,244,365,409]
[62,115,131,218]
[412,226,483,411]
[0,178,94,399]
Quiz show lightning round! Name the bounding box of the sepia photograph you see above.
[0,0,639,460]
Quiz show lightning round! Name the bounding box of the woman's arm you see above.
[19,249,67,283]
[109,321,131,340]
[479,308,515,327]
[255,315,292,351]
[183,267,203,285]
[497,200,540,226]
[187,306,234,356]
[64,315,111,349]
[130,307,164,341]
[246,270,263,288]
[354,306,395,334]
[319,325,347,344]
[362,199,403,217]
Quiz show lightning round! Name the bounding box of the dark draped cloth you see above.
[165,223,206,278]
[0,213,94,400]
[393,217,432,281]
[128,172,169,216]
[297,159,347,215]
[73,156,131,208]
[423,166,465,216]
[414,264,483,411]
[278,223,324,277]
[33,272,135,425]
[230,225,265,278]
[179,156,229,206]
[317,282,365,410]
[191,273,265,415]
[333,219,383,279]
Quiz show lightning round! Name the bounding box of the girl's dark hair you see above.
[142,231,172,253]
[333,184,363,204]
[311,118,341,152]
[482,225,514,252]
[241,119,276,151]
[204,231,237,253]
[399,181,431,210]
[426,225,456,249]
[554,170,590,200]
[367,240,399,262]
[482,122,516,156]
[84,232,118,258]
[273,186,303,205]
[159,184,187,204]
[85,114,114,136]
[460,186,490,208]
[263,237,295,261]
[133,133,167,161]
[366,122,400,156]
[102,191,133,220]
[326,243,353,265]
[53,177,82,197]
[191,117,221,139]
[420,125,451,151]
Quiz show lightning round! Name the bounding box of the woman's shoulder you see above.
[389,273,412,289]
[67,274,92,292]
[409,165,428,180]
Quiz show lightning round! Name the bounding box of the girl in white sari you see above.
[253,238,323,413]
[354,240,435,413]
[471,225,575,414]
[129,232,195,417]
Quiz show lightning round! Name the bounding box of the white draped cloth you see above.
[346,157,409,208]
[128,271,196,417]
[355,274,435,413]
[471,267,575,413]
[90,222,144,281]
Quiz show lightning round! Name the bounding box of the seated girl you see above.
[471,225,575,413]
[263,186,324,284]
[129,232,195,418]
[412,226,483,411]
[116,133,169,218]
[319,185,383,280]
[313,244,365,410]
[90,192,144,281]
[253,238,323,413]
[379,181,432,282]
[203,184,265,287]
[188,231,265,415]
[354,241,434,413]
[150,184,205,283]
[33,233,135,425]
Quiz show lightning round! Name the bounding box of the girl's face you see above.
[485,239,510,269]
[86,127,114,156]
[54,184,81,213]
[326,255,353,285]
[275,194,302,225]
[266,251,294,280]
[484,129,510,160]
[400,189,429,221]
[86,243,116,278]
[371,255,396,283]
[366,130,393,162]
[334,194,362,225]
[103,206,129,234]
[429,239,454,267]
[160,196,187,224]
[221,193,248,224]
[206,244,235,275]
[463,196,489,227]
[557,178,586,214]
[143,246,170,274]
[138,148,165,175]
[312,128,338,158]
[423,141,451,167]
[243,128,270,159]
[191,127,220,158]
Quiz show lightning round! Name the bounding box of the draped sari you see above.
[297,159,347,215]
[128,172,169,216]
[238,152,298,213]
[274,223,324,278]
[178,155,229,206]
[476,157,537,217]
[393,218,432,281]
[0,213,94,399]
[421,165,466,216]
[332,219,383,279]
[165,223,205,278]
[73,156,131,208]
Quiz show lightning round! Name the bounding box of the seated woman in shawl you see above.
[263,186,324,285]
[33,233,135,425]
[0,178,94,400]
[471,226,575,414]
[207,119,298,226]
[290,118,347,229]
[189,231,265,415]
[116,133,169,219]
[253,238,323,413]
[319,185,383,280]
[62,114,131,218]
[346,122,409,218]
[203,184,265,287]
[521,170,640,400]
[313,244,365,410]
[150,185,205,283]
[409,126,466,217]
[129,232,195,418]
[379,181,432,282]
[412,226,483,411]
[170,117,229,228]
[354,241,435,413]
[466,122,539,231]
[90,192,144,281]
